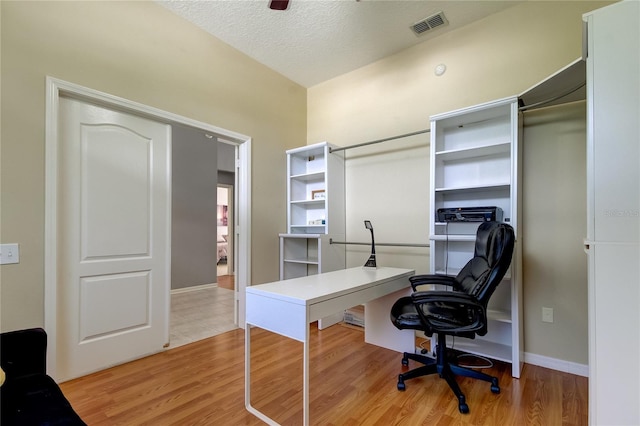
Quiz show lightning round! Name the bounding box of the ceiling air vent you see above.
[411,11,448,36]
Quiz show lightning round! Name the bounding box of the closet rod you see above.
[328,129,430,153]
[330,239,429,248]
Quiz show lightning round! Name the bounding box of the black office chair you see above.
[390,221,515,414]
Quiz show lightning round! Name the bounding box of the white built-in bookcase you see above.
[280,142,346,329]
[429,97,523,378]
[280,142,345,281]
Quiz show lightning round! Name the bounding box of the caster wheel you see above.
[397,376,406,391]
[401,357,409,366]
[491,378,500,394]
[458,403,469,414]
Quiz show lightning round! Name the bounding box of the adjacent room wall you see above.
[171,125,218,290]
[0,1,306,330]
[308,1,610,366]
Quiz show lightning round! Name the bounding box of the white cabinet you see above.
[429,97,523,378]
[584,2,640,425]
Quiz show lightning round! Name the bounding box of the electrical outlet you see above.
[542,307,554,323]
[0,244,20,265]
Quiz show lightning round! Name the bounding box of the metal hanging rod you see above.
[330,239,429,248]
[328,129,431,153]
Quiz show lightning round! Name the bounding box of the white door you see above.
[57,97,171,381]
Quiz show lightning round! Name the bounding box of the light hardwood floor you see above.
[60,322,588,425]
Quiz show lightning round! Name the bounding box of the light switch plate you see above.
[0,244,20,265]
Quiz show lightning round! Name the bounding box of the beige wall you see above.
[308,1,610,365]
[0,1,306,330]
[522,102,587,364]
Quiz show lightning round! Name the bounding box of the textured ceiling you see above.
[158,1,523,88]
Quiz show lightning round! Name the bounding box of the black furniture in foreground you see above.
[390,221,515,414]
[0,328,86,426]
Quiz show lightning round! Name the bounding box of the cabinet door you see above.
[586,1,640,243]
[588,243,640,425]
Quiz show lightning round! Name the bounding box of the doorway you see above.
[217,184,234,284]
[45,77,252,380]
[168,138,237,348]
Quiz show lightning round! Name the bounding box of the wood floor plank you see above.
[60,323,588,425]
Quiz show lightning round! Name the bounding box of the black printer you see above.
[437,206,503,223]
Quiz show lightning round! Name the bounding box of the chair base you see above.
[396,334,500,414]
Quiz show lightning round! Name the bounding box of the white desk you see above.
[245,266,415,426]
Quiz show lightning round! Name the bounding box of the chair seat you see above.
[390,297,423,329]
[391,297,479,339]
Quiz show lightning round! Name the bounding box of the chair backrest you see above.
[455,221,515,305]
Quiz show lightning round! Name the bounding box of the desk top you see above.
[246,267,414,307]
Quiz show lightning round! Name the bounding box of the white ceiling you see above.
[158,0,524,88]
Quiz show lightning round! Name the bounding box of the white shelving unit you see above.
[280,142,346,328]
[429,97,523,378]
[279,233,345,280]
[286,141,345,235]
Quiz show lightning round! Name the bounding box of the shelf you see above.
[435,183,510,194]
[279,233,322,239]
[446,337,512,364]
[287,142,327,158]
[435,141,511,161]
[430,234,476,242]
[290,199,325,206]
[290,225,326,232]
[290,171,325,182]
[283,257,319,265]
[433,266,512,281]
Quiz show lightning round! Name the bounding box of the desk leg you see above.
[303,322,310,426]
[245,325,252,413]
[245,324,280,426]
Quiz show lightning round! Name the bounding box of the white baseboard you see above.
[171,283,217,295]
[524,352,588,377]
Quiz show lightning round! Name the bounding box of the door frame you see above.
[44,77,252,379]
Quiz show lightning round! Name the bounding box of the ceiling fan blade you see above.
[269,0,289,10]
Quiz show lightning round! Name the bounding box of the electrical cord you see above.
[444,221,449,276]
[439,223,494,370]
[451,336,494,369]
[456,353,494,369]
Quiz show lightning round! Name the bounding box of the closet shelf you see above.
[290,171,325,182]
[290,199,325,206]
[435,141,511,161]
[435,183,510,194]
[283,257,319,265]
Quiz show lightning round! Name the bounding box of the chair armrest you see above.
[411,291,485,334]
[409,274,458,291]
[0,328,47,380]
